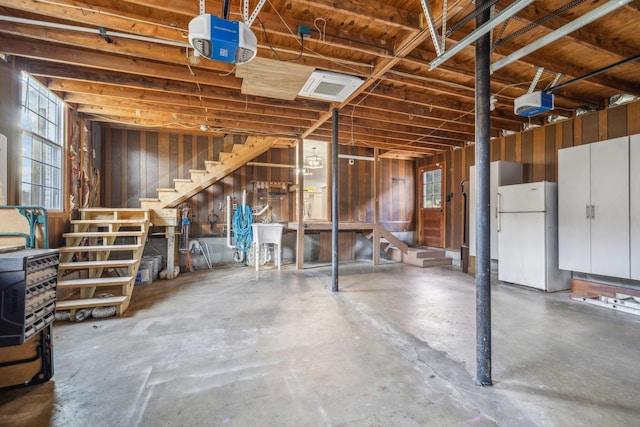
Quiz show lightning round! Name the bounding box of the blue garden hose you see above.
[232,204,253,264]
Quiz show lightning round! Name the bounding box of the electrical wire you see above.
[264,0,370,75]
[258,17,304,62]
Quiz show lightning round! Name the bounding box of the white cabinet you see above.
[469,161,523,259]
[558,137,630,279]
[630,134,640,280]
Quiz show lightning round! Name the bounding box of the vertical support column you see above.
[331,108,339,292]
[166,225,177,279]
[475,4,493,387]
[296,138,305,269]
[373,148,380,265]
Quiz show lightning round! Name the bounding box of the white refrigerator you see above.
[497,182,569,292]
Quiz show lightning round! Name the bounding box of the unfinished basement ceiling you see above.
[0,0,639,158]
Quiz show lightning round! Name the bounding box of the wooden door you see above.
[419,164,445,247]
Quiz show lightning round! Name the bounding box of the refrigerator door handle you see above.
[586,204,591,219]
[497,192,501,231]
[591,204,595,219]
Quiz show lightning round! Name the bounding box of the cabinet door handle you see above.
[591,204,595,219]
[586,204,590,219]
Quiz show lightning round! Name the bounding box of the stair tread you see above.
[173,178,192,182]
[63,231,145,237]
[59,259,138,268]
[58,244,142,252]
[404,257,452,267]
[139,198,161,202]
[157,188,177,192]
[71,219,146,224]
[58,276,134,288]
[56,296,128,310]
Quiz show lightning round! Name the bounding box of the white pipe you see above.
[338,154,375,161]
[242,190,246,211]
[254,204,270,216]
[226,195,235,249]
[0,15,190,48]
[247,162,295,168]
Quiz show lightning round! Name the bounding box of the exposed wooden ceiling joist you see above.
[0,0,638,157]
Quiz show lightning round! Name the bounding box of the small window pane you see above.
[20,72,64,209]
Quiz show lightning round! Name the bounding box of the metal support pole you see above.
[475,3,492,387]
[296,138,305,269]
[331,108,339,293]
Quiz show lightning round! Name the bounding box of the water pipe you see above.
[226,195,234,249]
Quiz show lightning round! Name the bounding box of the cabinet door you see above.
[631,134,640,280]
[558,144,591,273]
[590,137,629,278]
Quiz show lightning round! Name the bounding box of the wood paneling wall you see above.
[102,129,416,236]
[419,101,640,251]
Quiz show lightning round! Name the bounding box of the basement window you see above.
[20,72,64,210]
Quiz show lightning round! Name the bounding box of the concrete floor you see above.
[1,260,639,426]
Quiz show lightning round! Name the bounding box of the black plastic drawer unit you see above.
[0,249,59,347]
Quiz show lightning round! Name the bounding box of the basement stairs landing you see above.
[368,225,452,268]
[56,208,151,320]
[387,246,452,268]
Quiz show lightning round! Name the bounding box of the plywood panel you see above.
[628,101,640,135]
[319,231,355,261]
[183,135,193,176]
[103,127,111,207]
[126,130,140,207]
[545,125,557,182]
[158,133,170,189]
[598,109,608,141]
[146,132,158,198]
[561,120,574,149]
[236,57,315,101]
[532,127,545,182]
[169,134,179,186]
[490,138,500,162]
[607,104,628,139]
[110,129,122,207]
[504,134,516,162]
[573,116,582,145]
[520,131,533,182]
[581,114,598,144]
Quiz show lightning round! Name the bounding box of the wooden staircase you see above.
[140,136,279,209]
[56,208,151,319]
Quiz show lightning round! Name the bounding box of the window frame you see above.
[422,168,442,209]
[20,72,65,211]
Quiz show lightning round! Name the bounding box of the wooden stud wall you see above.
[419,101,640,251]
[102,129,416,236]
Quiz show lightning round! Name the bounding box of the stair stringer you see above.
[56,208,151,320]
[140,136,279,209]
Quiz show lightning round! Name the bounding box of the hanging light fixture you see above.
[305,147,323,169]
